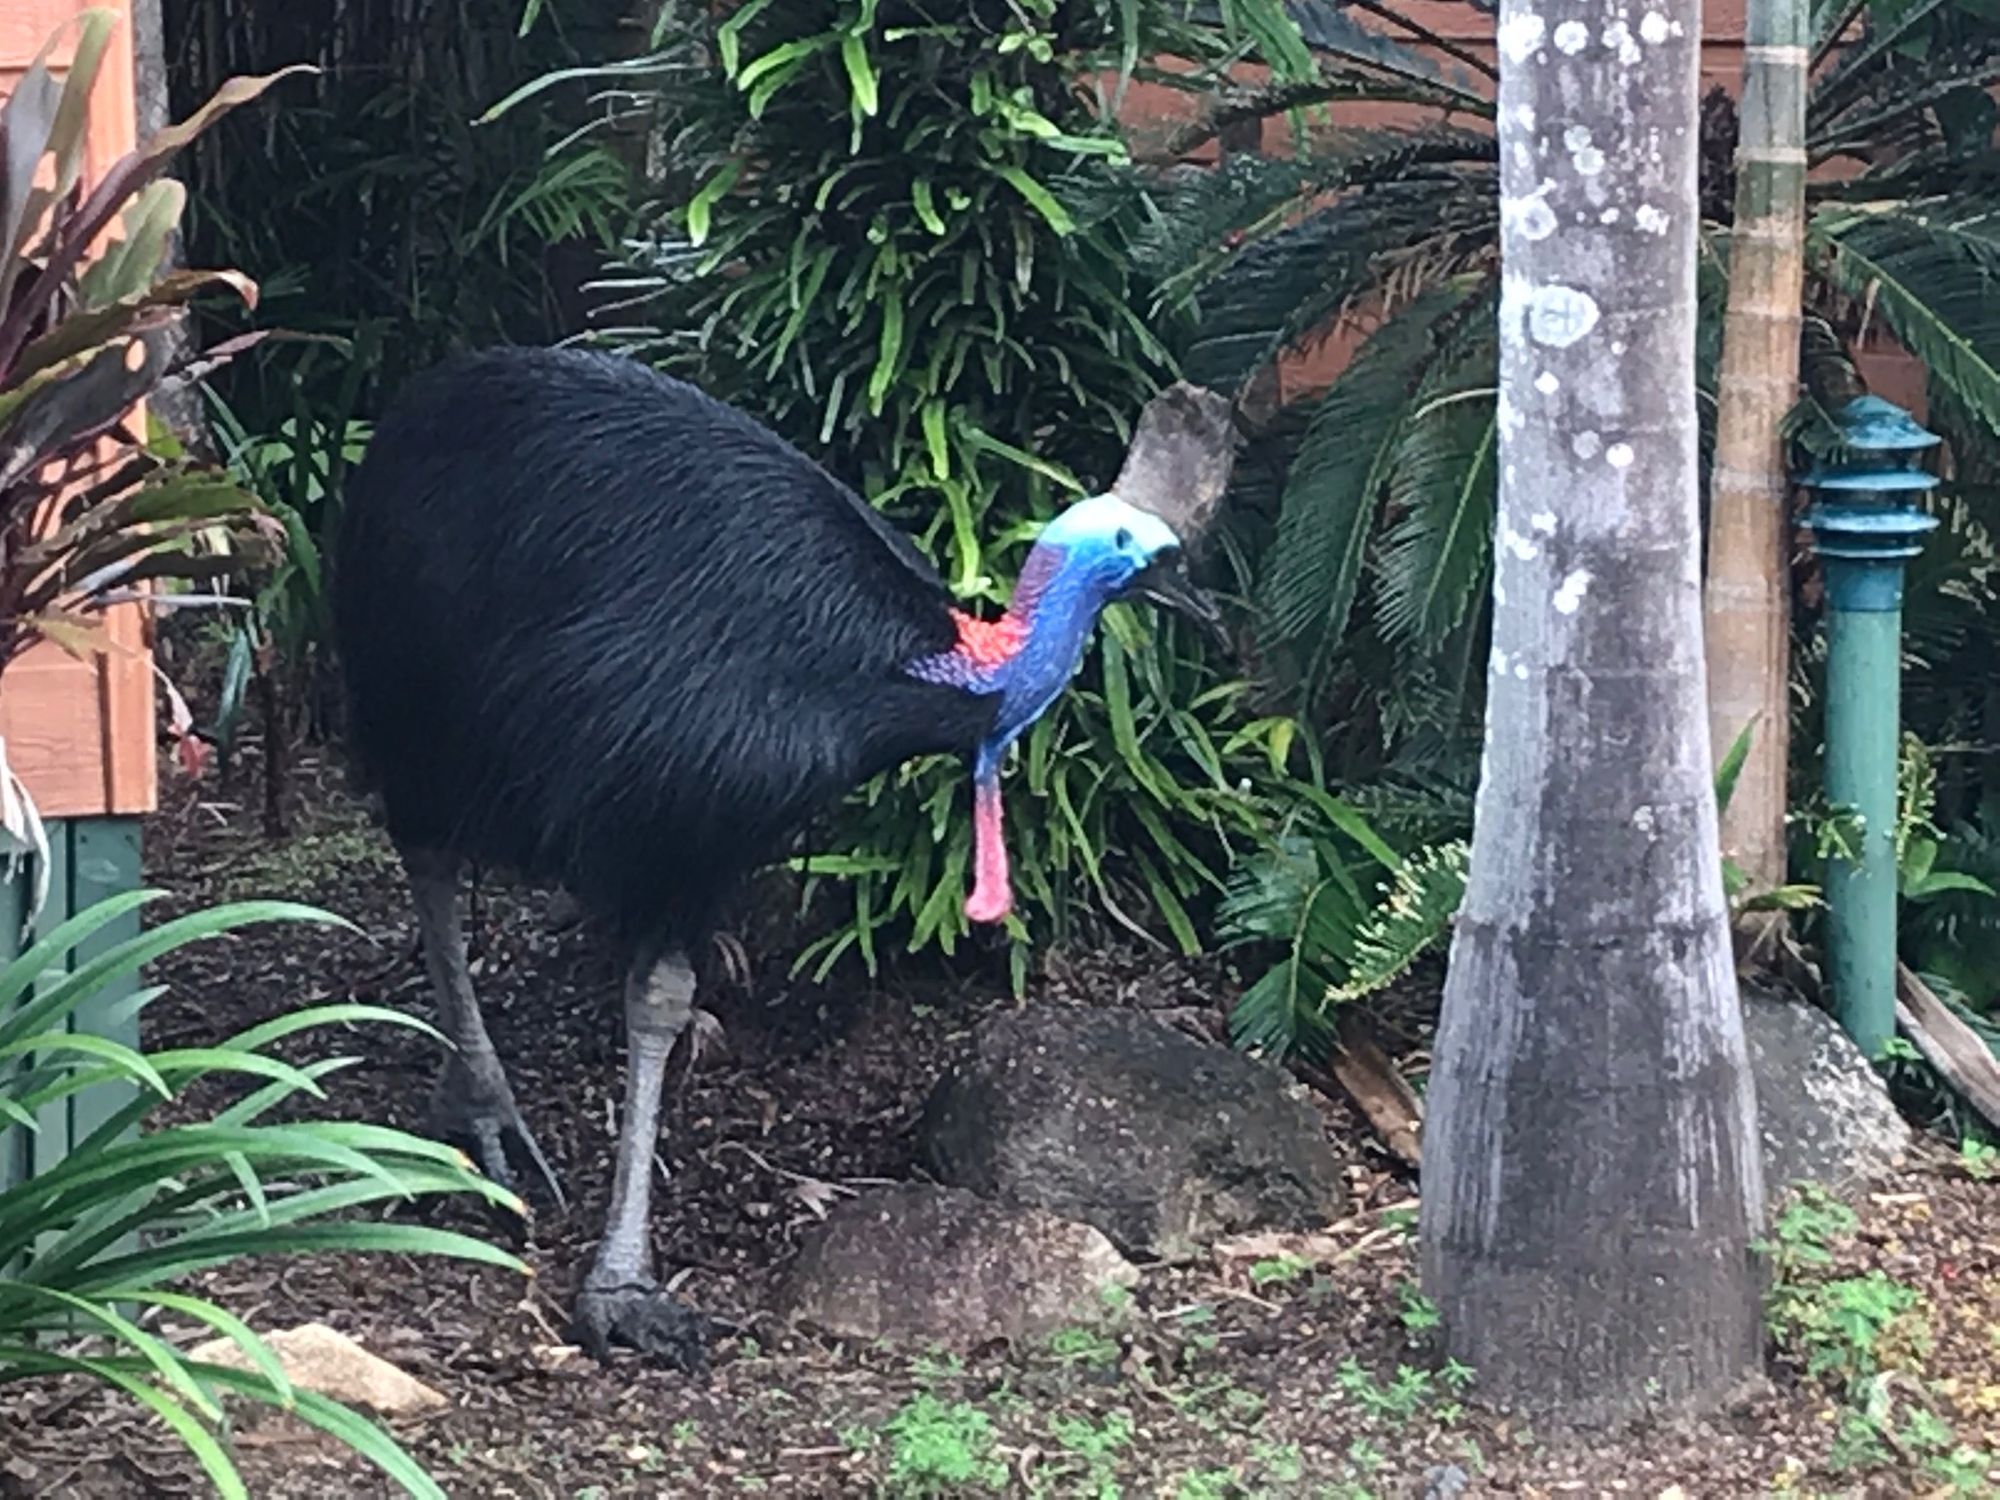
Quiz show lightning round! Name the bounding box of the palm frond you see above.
[1809,0,1961,133]
[1133,128,1495,307]
[1257,279,1490,693]
[1898,490,1996,673]
[1375,380,1497,648]
[1178,175,1496,392]
[1810,198,2000,434]
[1329,837,1468,1002]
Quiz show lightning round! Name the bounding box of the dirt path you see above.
[1,757,1995,1498]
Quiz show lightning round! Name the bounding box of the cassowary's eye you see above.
[1115,527,1133,550]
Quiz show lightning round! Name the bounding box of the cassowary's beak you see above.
[1130,549,1225,643]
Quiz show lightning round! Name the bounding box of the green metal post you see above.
[1819,583,1907,1058]
[1801,395,1939,1059]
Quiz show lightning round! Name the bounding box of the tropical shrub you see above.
[202,343,377,835]
[508,0,1331,975]
[161,0,639,428]
[0,893,521,1499]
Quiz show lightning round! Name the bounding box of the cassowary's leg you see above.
[571,943,711,1369]
[401,845,565,1209]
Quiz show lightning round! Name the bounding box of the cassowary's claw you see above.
[431,1081,568,1213]
[572,1280,713,1371]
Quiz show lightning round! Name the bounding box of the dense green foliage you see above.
[159,1,641,812]
[1135,0,2000,787]
[523,0,1337,975]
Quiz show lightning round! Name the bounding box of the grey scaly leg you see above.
[571,943,711,1369]
[401,844,565,1209]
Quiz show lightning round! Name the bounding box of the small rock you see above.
[921,1005,1345,1260]
[779,1183,1137,1349]
[186,1322,445,1417]
[1741,983,1912,1200]
[1423,1463,1472,1499]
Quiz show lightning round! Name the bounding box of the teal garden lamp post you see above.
[1800,394,1940,1059]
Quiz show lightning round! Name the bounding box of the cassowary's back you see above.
[333,346,996,940]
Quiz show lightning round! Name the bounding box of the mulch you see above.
[0,748,1995,1499]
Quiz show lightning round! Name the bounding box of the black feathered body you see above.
[333,346,1000,943]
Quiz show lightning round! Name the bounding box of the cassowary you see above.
[332,345,1234,1367]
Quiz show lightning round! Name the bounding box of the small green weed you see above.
[1046,1410,1133,1498]
[1046,1324,1122,1369]
[1346,1436,1386,1474]
[1251,1439,1304,1482]
[1248,1254,1309,1287]
[1396,1281,1441,1333]
[882,1394,1007,1494]
[1172,1470,1238,1500]
[1960,1138,1997,1181]
[1335,1359,1435,1422]
[1756,1183,1859,1272]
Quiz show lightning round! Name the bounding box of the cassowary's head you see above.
[1029,493,1219,629]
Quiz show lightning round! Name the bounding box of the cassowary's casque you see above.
[333,345,1235,1366]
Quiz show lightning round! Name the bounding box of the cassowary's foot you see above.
[571,1278,713,1370]
[429,1056,567,1212]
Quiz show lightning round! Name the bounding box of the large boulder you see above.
[778,1184,1137,1349]
[1742,984,1912,1200]
[920,1005,1346,1260]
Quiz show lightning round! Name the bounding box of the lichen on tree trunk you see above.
[1418,0,1767,1423]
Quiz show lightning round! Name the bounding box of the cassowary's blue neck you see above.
[905,540,1111,763]
[905,498,1185,926]
[903,538,1121,924]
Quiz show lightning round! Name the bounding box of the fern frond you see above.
[1218,831,1363,1061]
[1330,838,1469,1003]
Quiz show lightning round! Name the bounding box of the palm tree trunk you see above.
[1703,0,1809,901]
[1418,0,1766,1421]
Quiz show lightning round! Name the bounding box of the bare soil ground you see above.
[2,753,1997,1499]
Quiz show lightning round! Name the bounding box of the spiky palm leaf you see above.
[1809,197,2000,435]
[1164,168,1497,394]
[1257,278,1489,692]
[1329,837,1468,1002]
[1375,380,1497,648]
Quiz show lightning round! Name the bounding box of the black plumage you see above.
[333,345,1000,945]
[331,344,1233,1365]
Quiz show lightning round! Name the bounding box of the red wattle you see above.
[965,776,1012,923]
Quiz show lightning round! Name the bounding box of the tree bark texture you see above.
[1419,0,1767,1423]
[1703,0,1808,899]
